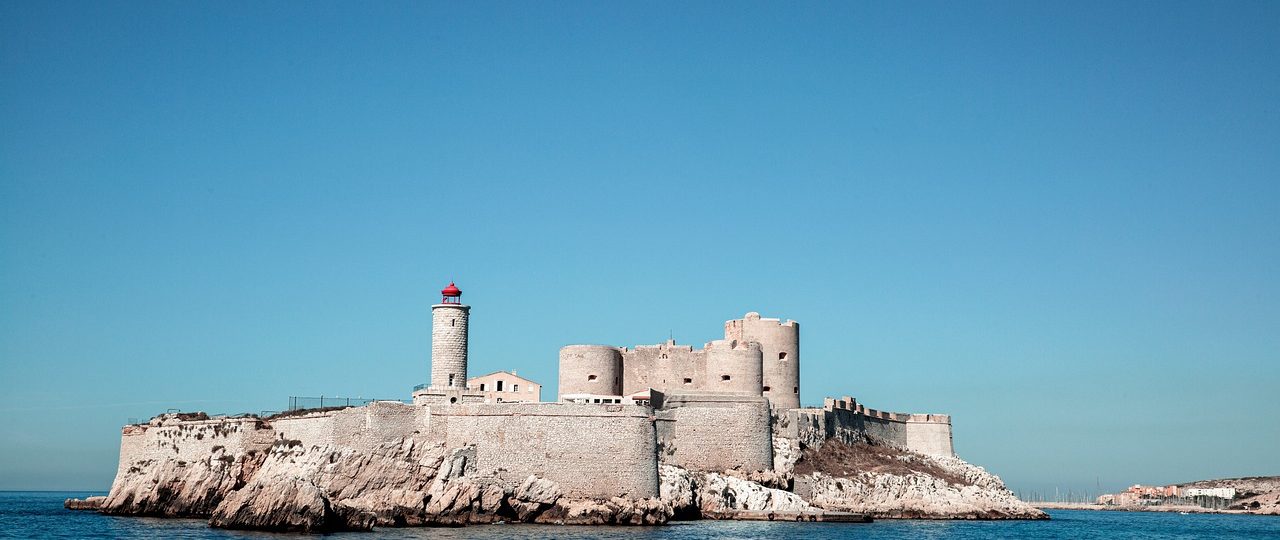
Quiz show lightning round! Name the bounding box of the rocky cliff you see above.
[102,429,670,532]
[790,440,1046,520]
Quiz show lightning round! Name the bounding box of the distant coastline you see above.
[1035,502,1279,517]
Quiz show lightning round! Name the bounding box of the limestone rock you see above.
[101,446,263,517]
[697,472,812,514]
[503,475,561,521]
[210,477,375,532]
[64,496,105,510]
[801,452,1047,520]
[535,496,672,525]
[659,465,698,518]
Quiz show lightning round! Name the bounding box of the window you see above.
[794,387,799,394]
[449,397,457,404]
[683,378,692,385]
[779,352,787,361]
[451,319,455,327]
[722,375,731,381]
[513,384,519,392]
[763,385,771,392]
[448,374,455,386]
[497,380,504,391]
[588,374,597,381]
[479,383,486,391]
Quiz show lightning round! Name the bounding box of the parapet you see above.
[812,395,954,457]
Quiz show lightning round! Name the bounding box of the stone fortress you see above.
[399,281,955,487]
[103,281,973,527]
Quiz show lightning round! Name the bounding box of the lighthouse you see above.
[414,282,484,406]
[431,282,469,389]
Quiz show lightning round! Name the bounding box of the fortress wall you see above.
[653,392,773,473]
[269,413,336,447]
[620,343,704,397]
[725,313,800,409]
[815,397,955,457]
[702,339,763,394]
[904,417,954,457]
[113,417,274,484]
[330,401,422,450]
[558,345,623,399]
[431,403,659,499]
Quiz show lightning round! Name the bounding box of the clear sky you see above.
[2,1,1277,496]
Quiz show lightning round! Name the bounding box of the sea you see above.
[3,492,1278,539]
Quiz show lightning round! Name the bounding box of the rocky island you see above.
[70,283,1045,531]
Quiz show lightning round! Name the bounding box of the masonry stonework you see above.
[724,312,800,409]
[558,345,624,398]
[430,303,469,389]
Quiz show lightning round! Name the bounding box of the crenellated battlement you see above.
[823,396,951,425]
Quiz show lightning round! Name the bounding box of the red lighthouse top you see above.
[441,282,461,303]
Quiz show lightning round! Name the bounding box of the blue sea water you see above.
[2,492,1278,539]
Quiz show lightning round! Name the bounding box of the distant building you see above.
[467,370,541,403]
[1183,487,1235,499]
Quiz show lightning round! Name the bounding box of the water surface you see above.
[3,491,1277,539]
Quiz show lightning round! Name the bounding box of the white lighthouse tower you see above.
[430,282,469,389]
[413,281,484,406]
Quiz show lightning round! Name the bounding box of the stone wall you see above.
[427,402,659,499]
[619,341,704,398]
[269,413,335,447]
[652,391,773,474]
[702,339,763,394]
[111,416,275,493]
[724,312,800,409]
[781,397,954,457]
[558,345,624,399]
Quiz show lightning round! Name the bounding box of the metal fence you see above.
[287,396,407,411]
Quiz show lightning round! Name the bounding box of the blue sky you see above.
[1,1,1277,496]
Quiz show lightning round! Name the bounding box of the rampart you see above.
[784,396,954,457]
[652,391,773,473]
[724,312,800,409]
[111,416,275,494]
[618,341,705,398]
[120,401,660,501]
[427,402,659,499]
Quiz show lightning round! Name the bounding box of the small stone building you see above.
[467,371,542,403]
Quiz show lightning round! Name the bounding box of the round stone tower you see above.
[431,282,469,389]
[724,312,800,408]
[558,345,623,400]
[704,339,763,394]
